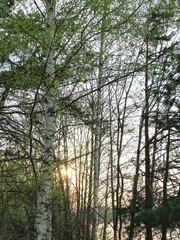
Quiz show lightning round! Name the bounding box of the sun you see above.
[60,167,71,178]
[54,165,74,183]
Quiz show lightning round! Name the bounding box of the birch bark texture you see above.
[35,1,56,240]
[92,11,105,240]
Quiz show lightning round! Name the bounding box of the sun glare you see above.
[60,167,71,178]
[53,165,77,184]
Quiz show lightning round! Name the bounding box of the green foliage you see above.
[0,0,14,17]
[134,197,180,228]
[0,186,36,240]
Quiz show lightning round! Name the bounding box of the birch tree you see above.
[34,0,56,239]
[92,10,106,240]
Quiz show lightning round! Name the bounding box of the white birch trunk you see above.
[35,1,56,240]
[92,101,101,240]
[92,14,105,240]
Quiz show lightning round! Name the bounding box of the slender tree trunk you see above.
[129,108,144,240]
[86,131,94,240]
[82,139,90,240]
[108,88,117,240]
[35,2,56,240]
[75,144,82,239]
[92,81,102,240]
[102,161,110,240]
[114,76,134,240]
[162,124,170,240]
[116,114,124,240]
[151,104,159,186]
[62,122,72,239]
[92,12,105,240]
[144,26,153,240]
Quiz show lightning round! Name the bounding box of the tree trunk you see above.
[62,121,72,239]
[144,24,153,240]
[108,88,117,240]
[102,161,110,240]
[129,108,144,240]
[86,131,94,240]
[92,78,102,240]
[92,11,105,240]
[35,1,56,240]
[162,123,170,240]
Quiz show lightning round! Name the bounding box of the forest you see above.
[0,0,179,239]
